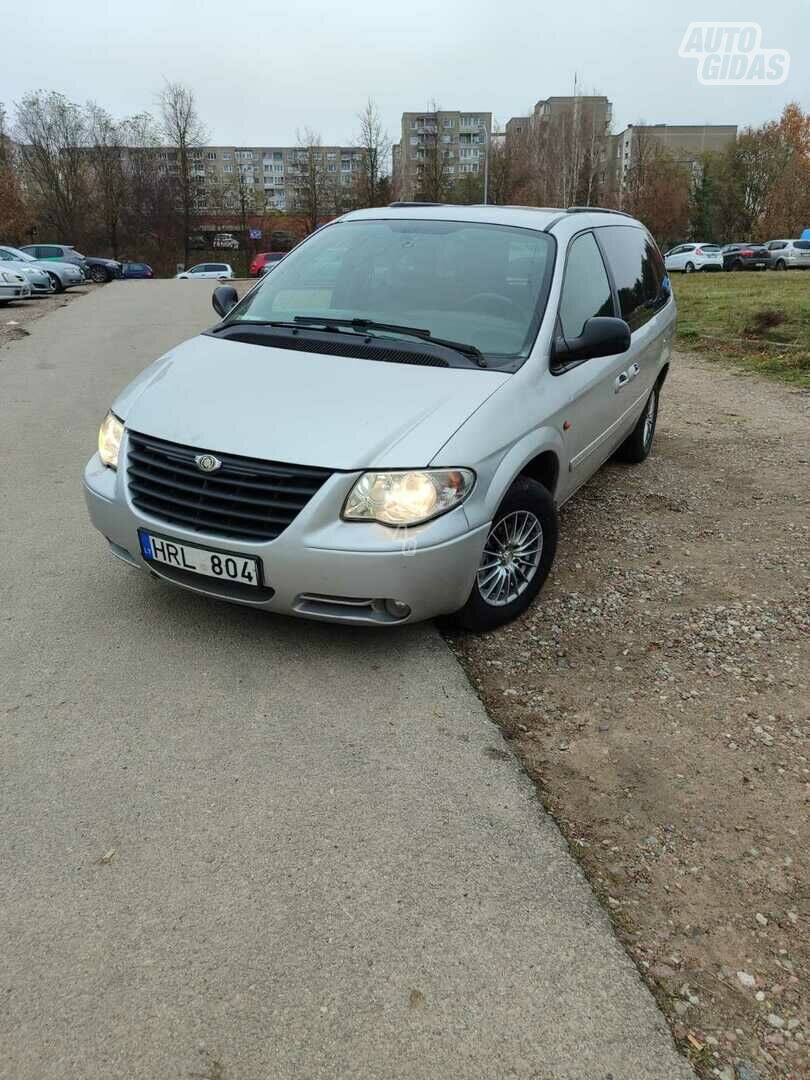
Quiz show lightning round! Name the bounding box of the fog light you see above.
[384,599,411,620]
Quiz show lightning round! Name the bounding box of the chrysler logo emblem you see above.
[195,453,222,473]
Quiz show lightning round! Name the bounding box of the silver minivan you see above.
[765,239,810,270]
[84,205,675,631]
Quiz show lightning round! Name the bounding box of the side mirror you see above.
[553,316,631,365]
[212,284,239,319]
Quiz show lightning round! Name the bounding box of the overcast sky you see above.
[2,0,807,146]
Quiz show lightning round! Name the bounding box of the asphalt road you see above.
[0,282,693,1080]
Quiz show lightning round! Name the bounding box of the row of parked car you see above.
[0,242,155,304]
[664,239,810,273]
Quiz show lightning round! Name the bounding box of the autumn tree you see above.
[623,139,691,249]
[159,80,207,266]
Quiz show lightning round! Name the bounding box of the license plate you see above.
[138,530,262,587]
[755,262,766,267]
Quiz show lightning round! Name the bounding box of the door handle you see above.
[614,371,629,392]
[628,362,640,380]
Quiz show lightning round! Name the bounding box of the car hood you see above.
[34,259,82,274]
[114,332,510,470]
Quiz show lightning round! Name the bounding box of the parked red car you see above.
[249,251,287,277]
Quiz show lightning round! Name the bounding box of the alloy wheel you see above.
[477,510,543,607]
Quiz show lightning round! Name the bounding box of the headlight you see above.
[98,411,124,469]
[343,469,475,526]
[1,271,20,283]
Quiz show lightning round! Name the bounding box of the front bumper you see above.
[0,283,31,300]
[83,449,488,626]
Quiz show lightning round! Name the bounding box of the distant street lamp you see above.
[479,127,489,204]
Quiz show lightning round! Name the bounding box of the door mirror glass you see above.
[212,285,239,318]
[553,316,631,365]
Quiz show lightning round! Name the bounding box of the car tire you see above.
[684,261,695,274]
[89,265,108,283]
[615,384,659,465]
[47,272,64,293]
[448,476,558,633]
[731,260,744,272]
[774,260,786,271]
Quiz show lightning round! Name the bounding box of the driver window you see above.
[559,232,613,341]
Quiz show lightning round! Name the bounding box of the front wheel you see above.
[449,477,558,632]
[684,261,695,274]
[89,265,108,283]
[47,272,63,293]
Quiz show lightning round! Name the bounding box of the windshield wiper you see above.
[293,316,488,368]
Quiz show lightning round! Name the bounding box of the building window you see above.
[224,164,233,173]
[222,152,231,160]
[207,151,217,160]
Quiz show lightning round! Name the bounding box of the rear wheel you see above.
[732,260,744,272]
[684,261,695,274]
[616,385,659,464]
[449,477,558,632]
[774,259,787,271]
[47,272,63,293]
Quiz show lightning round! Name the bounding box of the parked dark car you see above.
[720,243,770,271]
[121,261,154,279]
[83,257,123,283]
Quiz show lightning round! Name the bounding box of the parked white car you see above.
[765,239,810,270]
[175,263,235,280]
[664,243,723,273]
[0,268,32,305]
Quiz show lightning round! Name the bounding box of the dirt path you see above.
[451,352,810,1080]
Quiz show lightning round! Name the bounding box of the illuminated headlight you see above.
[343,469,475,526]
[98,411,124,469]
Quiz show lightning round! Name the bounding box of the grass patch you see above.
[671,270,810,387]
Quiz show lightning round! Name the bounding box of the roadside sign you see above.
[249,228,262,240]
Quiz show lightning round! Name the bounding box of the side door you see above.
[554,230,632,486]
[666,244,687,271]
[596,225,671,443]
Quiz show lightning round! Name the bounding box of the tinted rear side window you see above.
[559,231,614,340]
[795,241,810,250]
[598,226,666,332]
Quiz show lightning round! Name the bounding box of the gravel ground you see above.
[450,352,810,1080]
[0,286,94,347]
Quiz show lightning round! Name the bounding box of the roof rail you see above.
[565,206,634,218]
[387,201,446,208]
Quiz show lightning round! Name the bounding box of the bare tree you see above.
[14,91,88,238]
[85,102,129,257]
[414,103,452,202]
[354,98,391,207]
[159,81,207,266]
[291,129,335,234]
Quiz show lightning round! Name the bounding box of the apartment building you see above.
[147,143,365,213]
[392,110,492,199]
[611,124,738,188]
[506,96,613,145]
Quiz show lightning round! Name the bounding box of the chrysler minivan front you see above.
[84,205,672,630]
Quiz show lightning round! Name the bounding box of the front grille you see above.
[127,431,332,542]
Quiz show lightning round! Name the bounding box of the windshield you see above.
[1,247,35,261]
[227,218,555,364]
